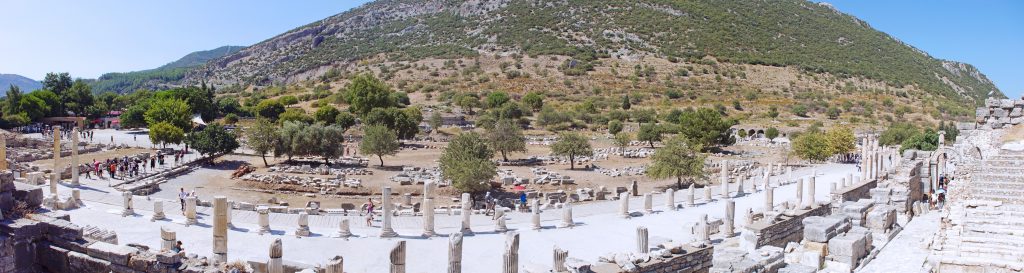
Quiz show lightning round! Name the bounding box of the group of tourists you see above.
[82,150,190,181]
[926,176,950,210]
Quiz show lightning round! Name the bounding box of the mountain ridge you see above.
[90,45,245,94]
[0,74,43,92]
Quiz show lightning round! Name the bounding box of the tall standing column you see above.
[70,128,79,186]
[448,232,463,273]
[764,186,774,212]
[619,192,630,218]
[721,170,730,199]
[531,199,542,230]
[460,192,473,235]
[268,239,284,273]
[796,178,805,208]
[212,196,228,263]
[720,160,729,186]
[422,197,436,237]
[723,199,735,237]
[805,176,816,209]
[390,241,407,273]
[664,188,676,211]
[51,126,61,196]
[325,256,344,273]
[929,159,938,191]
[160,227,176,251]
[184,196,197,225]
[381,186,398,237]
[636,226,649,254]
[502,232,520,273]
[0,135,7,170]
[553,247,568,273]
[559,203,574,228]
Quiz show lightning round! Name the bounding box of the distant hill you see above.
[92,45,245,94]
[0,74,43,92]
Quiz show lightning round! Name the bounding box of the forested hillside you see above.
[91,46,244,94]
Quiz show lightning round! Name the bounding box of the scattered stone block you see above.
[802,215,851,243]
[86,241,137,266]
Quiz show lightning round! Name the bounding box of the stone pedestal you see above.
[268,239,283,273]
[121,191,134,216]
[390,241,407,273]
[184,197,197,225]
[665,188,676,211]
[553,247,569,273]
[422,197,436,237]
[381,186,398,237]
[337,219,352,238]
[559,203,574,228]
[160,227,176,251]
[503,232,520,273]
[448,232,463,273]
[258,207,271,234]
[295,212,311,237]
[212,196,228,263]
[636,226,649,254]
[71,189,81,204]
[460,192,473,235]
[325,256,344,273]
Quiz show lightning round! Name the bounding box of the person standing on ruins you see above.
[364,198,376,227]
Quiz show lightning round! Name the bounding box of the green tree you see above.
[19,93,50,121]
[792,131,830,162]
[551,132,592,170]
[60,79,95,116]
[279,95,299,105]
[791,105,809,117]
[279,108,313,124]
[487,118,526,161]
[826,107,842,120]
[149,122,184,148]
[621,94,631,110]
[767,106,779,119]
[43,72,72,95]
[246,118,278,166]
[335,112,356,131]
[613,132,631,152]
[608,120,623,134]
[274,121,305,161]
[185,124,239,157]
[314,105,340,125]
[428,111,443,132]
[521,91,544,111]
[900,129,939,153]
[439,132,496,193]
[297,123,347,164]
[120,105,148,129]
[825,127,856,155]
[359,124,400,167]
[676,108,737,148]
[485,91,511,109]
[364,107,421,139]
[765,127,780,143]
[647,135,707,189]
[222,113,239,124]
[344,74,399,115]
[636,123,661,148]
[879,123,919,146]
[4,85,22,115]
[145,98,192,130]
[255,99,286,121]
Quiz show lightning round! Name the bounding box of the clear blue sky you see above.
[1,1,1020,97]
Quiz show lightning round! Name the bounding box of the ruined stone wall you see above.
[749,205,831,248]
[975,97,1024,129]
[632,245,713,273]
[839,179,877,202]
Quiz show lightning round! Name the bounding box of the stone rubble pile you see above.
[390,166,440,185]
[974,97,1024,129]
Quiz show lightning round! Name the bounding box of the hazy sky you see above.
[1,0,1020,97]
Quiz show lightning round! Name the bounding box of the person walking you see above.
[364,198,375,227]
[178,188,188,211]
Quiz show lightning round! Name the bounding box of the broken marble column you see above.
[226,201,233,227]
[258,207,271,234]
[448,232,463,273]
[325,256,344,273]
[70,128,79,185]
[295,212,311,237]
[721,175,730,198]
[390,241,407,273]
[723,199,736,237]
[559,202,574,228]
[213,196,228,263]
[636,226,649,254]
[743,208,754,228]
[71,189,80,204]
[121,191,134,216]
[503,232,520,273]
[735,177,745,196]
[460,192,473,235]
[686,184,695,207]
[0,136,7,170]
[531,199,542,230]
[160,227,175,251]
[797,178,805,208]
[495,209,508,232]
[704,185,712,201]
[184,196,197,225]
[787,166,793,183]
[553,246,569,273]
[619,192,630,218]
[665,188,676,211]
[805,176,816,209]
[643,193,653,213]
[337,219,353,238]
[846,173,854,187]
[694,214,711,247]
[764,186,774,212]
[381,186,398,237]
[268,239,283,273]
[422,197,436,237]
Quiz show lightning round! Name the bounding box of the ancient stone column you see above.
[422,197,436,237]
[619,192,630,218]
[796,178,805,208]
[212,196,228,263]
[642,193,653,213]
[121,191,134,216]
[502,232,520,273]
[559,203,574,228]
[636,226,649,254]
[381,186,398,237]
[71,189,80,204]
[720,170,730,198]
[296,212,311,237]
[495,209,508,233]
[390,240,407,273]
[531,199,542,230]
[743,208,754,228]
[184,196,197,225]
[70,128,79,186]
[258,207,271,234]
[686,184,695,207]
[325,256,344,273]
[805,176,815,209]
[51,126,61,193]
[694,214,711,247]
[847,173,854,187]
[553,246,569,273]
[0,136,7,170]
[703,186,712,201]
[664,188,676,211]
[423,181,435,198]
[226,201,233,227]
[787,166,793,183]
[720,160,729,186]
[337,219,353,238]
[723,199,736,237]
[460,192,473,235]
[150,201,164,222]
[735,177,745,196]
[160,227,176,251]
[764,186,774,212]
[448,232,463,273]
[268,239,284,273]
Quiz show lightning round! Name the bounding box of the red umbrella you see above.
[514,185,526,191]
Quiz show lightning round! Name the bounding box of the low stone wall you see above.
[748,205,831,248]
[634,245,713,273]
[839,179,877,202]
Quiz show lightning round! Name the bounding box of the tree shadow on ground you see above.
[198,160,246,171]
